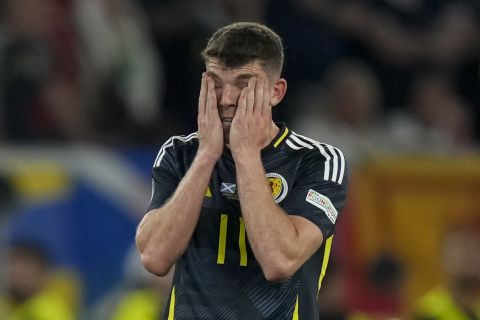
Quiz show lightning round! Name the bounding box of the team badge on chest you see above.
[266,173,288,203]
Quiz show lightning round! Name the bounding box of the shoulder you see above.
[285,131,346,163]
[162,132,199,149]
[153,132,198,168]
[285,131,348,185]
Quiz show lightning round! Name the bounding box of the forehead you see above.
[206,59,265,77]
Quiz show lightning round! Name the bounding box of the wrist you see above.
[195,149,220,168]
[232,149,262,167]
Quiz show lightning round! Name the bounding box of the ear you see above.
[270,78,287,107]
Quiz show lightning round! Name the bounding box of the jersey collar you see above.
[261,122,289,156]
[222,123,289,159]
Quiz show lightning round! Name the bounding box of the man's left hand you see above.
[229,73,273,160]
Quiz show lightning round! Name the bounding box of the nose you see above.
[218,84,240,108]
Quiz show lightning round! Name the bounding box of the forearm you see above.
[136,151,216,275]
[235,153,306,280]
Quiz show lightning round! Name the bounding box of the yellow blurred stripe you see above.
[239,217,247,266]
[167,286,175,320]
[217,214,228,264]
[317,236,333,296]
[292,295,299,320]
[11,163,71,200]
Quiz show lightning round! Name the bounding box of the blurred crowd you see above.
[0,0,479,319]
[1,223,479,319]
[0,0,478,155]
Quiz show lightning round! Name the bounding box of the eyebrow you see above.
[206,71,258,83]
[235,73,257,81]
[206,71,220,80]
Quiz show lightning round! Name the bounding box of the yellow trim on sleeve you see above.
[317,236,333,297]
[238,217,247,266]
[274,127,289,148]
[217,214,228,264]
[292,294,299,320]
[167,286,175,320]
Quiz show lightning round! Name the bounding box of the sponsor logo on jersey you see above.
[266,173,288,203]
[306,189,338,224]
[221,182,239,200]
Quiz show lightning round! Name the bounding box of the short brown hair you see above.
[202,22,284,76]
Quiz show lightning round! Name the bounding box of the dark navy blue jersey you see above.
[148,124,349,320]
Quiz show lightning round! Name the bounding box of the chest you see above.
[200,154,302,214]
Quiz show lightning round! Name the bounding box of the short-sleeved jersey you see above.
[148,124,349,320]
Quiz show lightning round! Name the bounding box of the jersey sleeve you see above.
[146,139,181,211]
[282,148,349,238]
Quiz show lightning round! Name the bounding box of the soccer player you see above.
[136,22,349,319]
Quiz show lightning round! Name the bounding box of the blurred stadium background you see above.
[0,0,479,319]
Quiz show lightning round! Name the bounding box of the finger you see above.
[254,76,264,118]
[236,85,248,118]
[206,76,217,118]
[262,75,272,119]
[198,73,207,118]
[245,77,256,116]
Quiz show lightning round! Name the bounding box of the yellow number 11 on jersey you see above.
[217,214,248,266]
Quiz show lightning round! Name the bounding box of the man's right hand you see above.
[137,74,223,276]
[197,73,223,162]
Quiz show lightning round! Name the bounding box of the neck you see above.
[262,122,280,149]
